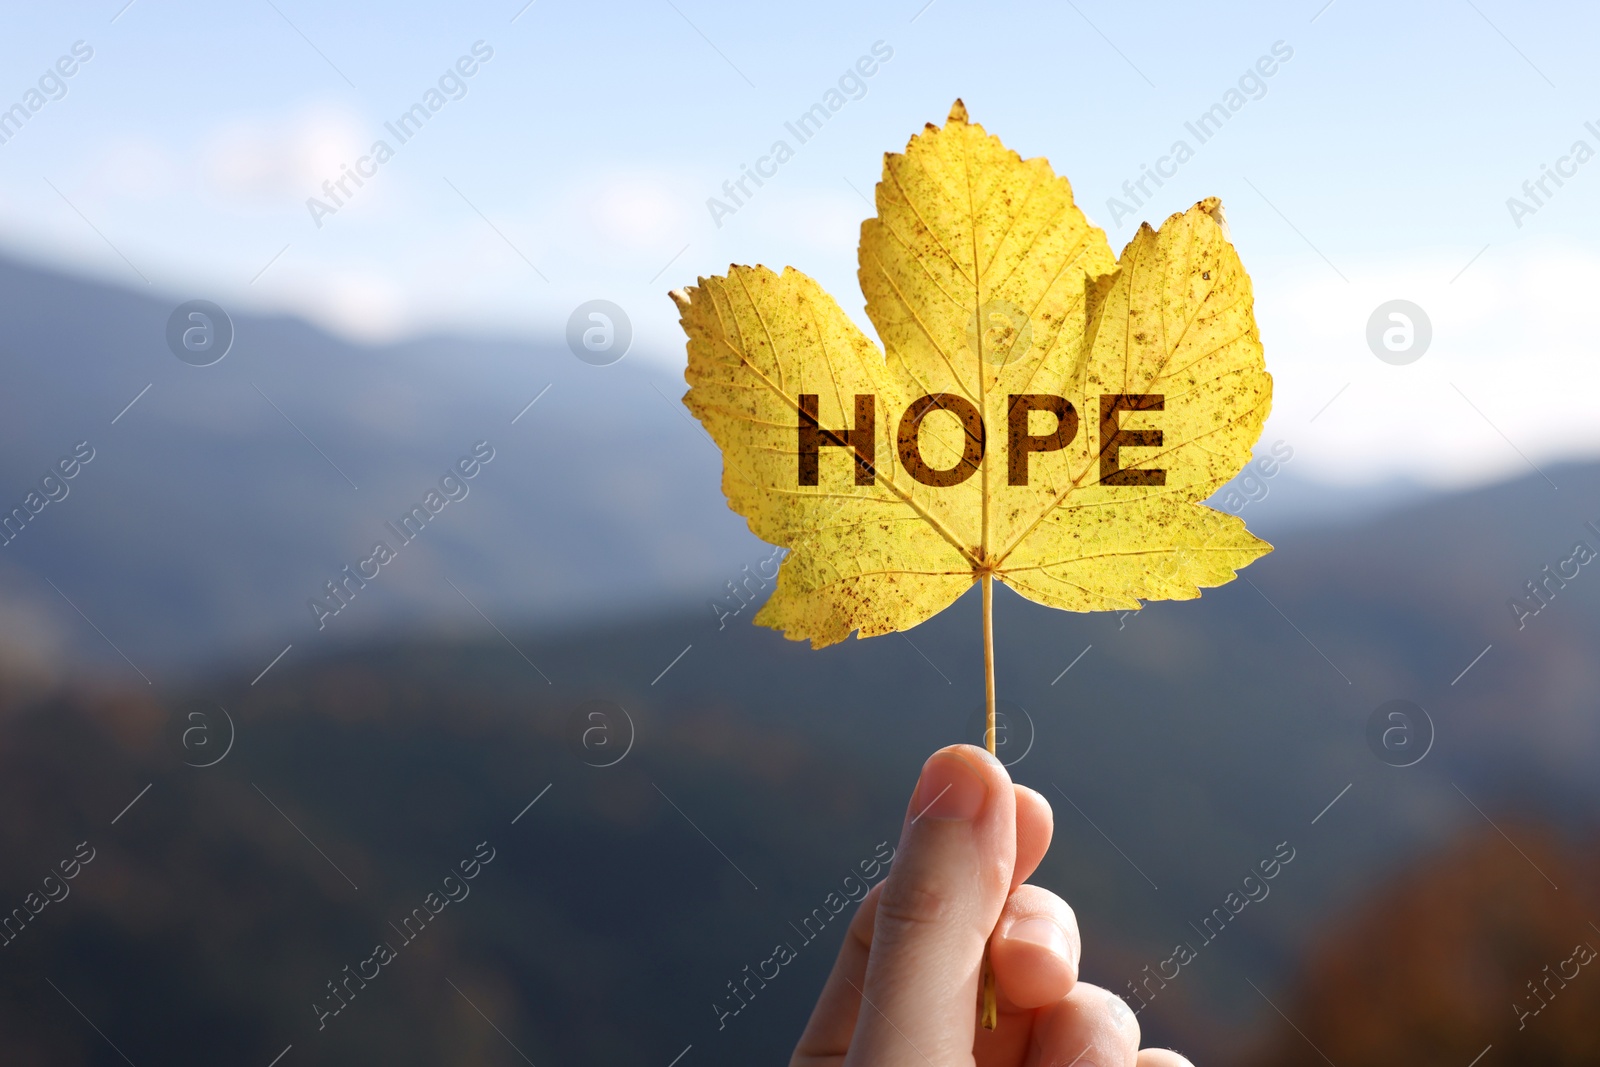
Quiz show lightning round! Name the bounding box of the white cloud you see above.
[586,173,692,251]
[1258,238,1600,488]
[202,105,366,204]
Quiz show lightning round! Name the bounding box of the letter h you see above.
[798,394,875,485]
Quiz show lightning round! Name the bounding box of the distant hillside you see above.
[0,248,767,675]
[0,442,1596,1062]
[0,247,1436,679]
[1247,823,1600,1067]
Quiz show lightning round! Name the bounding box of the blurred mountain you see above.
[2,249,1598,1064]
[0,248,1431,680]
[0,248,768,677]
[1247,823,1600,1066]
[0,446,1594,1062]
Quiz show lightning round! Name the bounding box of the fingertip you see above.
[1014,782,1050,811]
[993,918,1076,1008]
[905,745,1017,829]
[992,886,1080,1009]
[941,742,1007,777]
[1034,982,1142,1067]
[909,748,990,821]
[1012,784,1053,887]
[1014,785,1052,837]
[1137,1049,1195,1067]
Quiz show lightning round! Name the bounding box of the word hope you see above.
[798,392,1166,487]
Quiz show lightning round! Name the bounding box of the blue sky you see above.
[2,0,1597,489]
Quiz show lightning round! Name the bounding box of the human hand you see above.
[792,744,1192,1067]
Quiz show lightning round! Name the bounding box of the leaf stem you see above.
[982,574,996,754]
[980,572,998,1031]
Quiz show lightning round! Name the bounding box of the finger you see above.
[1011,784,1053,890]
[972,879,1076,1067]
[970,790,1056,1067]
[798,776,1049,1065]
[1031,981,1141,1067]
[1136,1050,1195,1067]
[851,744,1015,1065]
[791,881,883,1065]
[989,884,1080,1010]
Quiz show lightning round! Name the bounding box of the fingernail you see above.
[1008,917,1068,958]
[910,751,987,822]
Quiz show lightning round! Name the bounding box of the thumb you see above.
[849,744,1015,1065]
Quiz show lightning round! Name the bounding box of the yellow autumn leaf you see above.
[672,100,1272,648]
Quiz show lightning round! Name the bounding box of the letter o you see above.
[898,393,984,486]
